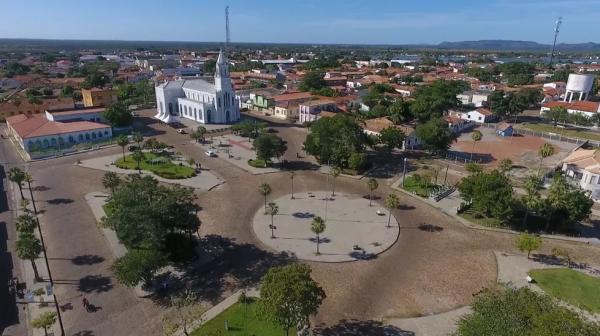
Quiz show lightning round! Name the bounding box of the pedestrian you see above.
[82,297,90,312]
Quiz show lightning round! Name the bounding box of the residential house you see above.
[362,117,421,150]
[298,99,336,124]
[561,147,600,200]
[496,122,514,137]
[460,108,496,124]
[457,90,491,107]
[0,96,74,121]
[444,115,473,134]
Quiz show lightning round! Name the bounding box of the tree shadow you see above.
[71,255,105,266]
[313,319,415,336]
[398,204,415,211]
[531,253,564,266]
[362,195,381,201]
[149,234,296,307]
[78,275,113,293]
[32,185,51,192]
[418,224,444,232]
[0,221,20,332]
[292,212,315,219]
[308,237,332,244]
[45,198,74,205]
[283,160,320,171]
[72,330,95,336]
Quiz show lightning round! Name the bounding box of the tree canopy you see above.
[103,101,133,127]
[299,71,326,92]
[456,286,600,336]
[414,117,456,153]
[259,263,326,335]
[303,114,368,167]
[458,170,514,220]
[410,80,468,121]
[253,133,288,162]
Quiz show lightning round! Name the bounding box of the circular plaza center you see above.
[252,191,400,262]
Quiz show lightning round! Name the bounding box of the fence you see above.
[479,122,600,147]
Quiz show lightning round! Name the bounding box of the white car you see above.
[205,150,217,157]
[177,128,187,134]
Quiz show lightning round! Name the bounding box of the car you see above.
[205,150,217,157]
[177,128,187,134]
[128,145,139,152]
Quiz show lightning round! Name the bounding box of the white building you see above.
[460,108,496,123]
[154,50,240,124]
[457,91,491,107]
[564,74,595,102]
[561,148,600,200]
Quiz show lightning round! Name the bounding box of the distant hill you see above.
[436,40,600,52]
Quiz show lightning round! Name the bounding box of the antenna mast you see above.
[549,17,562,67]
[225,6,231,51]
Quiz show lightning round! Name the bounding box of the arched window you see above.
[43,139,49,147]
[218,97,221,108]
[184,106,188,115]
[28,141,34,150]
[68,136,74,143]
[98,132,103,138]
[36,140,42,148]
[160,102,164,113]
[79,134,84,141]
[58,137,64,145]
[168,102,173,114]
[194,108,197,120]
[85,133,90,140]
[50,138,57,146]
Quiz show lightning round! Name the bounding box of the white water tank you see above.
[565,74,595,102]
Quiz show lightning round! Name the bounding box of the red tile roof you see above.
[543,100,600,113]
[7,114,110,139]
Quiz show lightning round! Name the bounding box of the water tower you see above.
[565,74,595,102]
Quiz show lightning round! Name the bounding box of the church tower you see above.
[214,49,237,123]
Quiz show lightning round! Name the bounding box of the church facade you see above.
[154,50,240,124]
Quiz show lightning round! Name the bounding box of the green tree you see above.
[544,173,593,232]
[415,117,456,153]
[378,126,405,153]
[16,233,43,281]
[31,311,57,336]
[131,150,145,173]
[410,80,467,121]
[267,202,279,239]
[522,175,543,229]
[545,106,569,127]
[190,126,207,143]
[103,101,133,127]
[366,178,379,207]
[259,263,326,336]
[538,143,556,173]
[456,286,599,336]
[516,233,542,258]
[259,183,272,213]
[253,133,288,163]
[384,194,400,228]
[299,71,326,91]
[470,130,482,161]
[310,216,326,255]
[388,100,413,124]
[498,158,513,174]
[112,249,167,287]
[61,85,74,97]
[116,134,129,161]
[8,167,26,200]
[330,166,341,196]
[102,171,121,195]
[303,114,368,167]
[132,132,143,147]
[16,213,37,234]
[458,170,514,220]
[347,152,366,171]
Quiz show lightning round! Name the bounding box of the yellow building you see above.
[82,87,117,107]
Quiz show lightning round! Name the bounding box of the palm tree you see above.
[132,132,143,148]
[310,216,326,255]
[24,173,38,214]
[366,178,379,207]
[289,171,296,199]
[8,167,26,200]
[16,213,37,234]
[259,183,271,212]
[267,202,279,238]
[470,130,482,162]
[538,143,555,176]
[522,175,542,229]
[31,311,57,336]
[132,150,145,174]
[116,134,129,161]
[16,233,43,281]
[384,194,400,228]
[331,166,341,197]
[102,172,121,195]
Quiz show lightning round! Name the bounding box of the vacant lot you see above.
[529,268,600,313]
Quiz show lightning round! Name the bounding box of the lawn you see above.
[247,158,269,168]
[529,268,600,313]
[115,152,196,179]
[518,123,600,142]
[191,298,292,336]
[402,174,436,197]
[459,212,505,228]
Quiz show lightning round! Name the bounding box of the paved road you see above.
[0,134,28,336]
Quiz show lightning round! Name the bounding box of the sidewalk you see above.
[84,192,127,259]
[9,178,62,336]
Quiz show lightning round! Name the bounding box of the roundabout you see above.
[252,191,400,262]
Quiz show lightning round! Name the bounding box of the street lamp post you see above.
[402,157,408,187]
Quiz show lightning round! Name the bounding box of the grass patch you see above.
[115,152,195,179]
[518,123,600,142]
[191,298,292,336]
[403,174,436,197]
[529,268,600,313]
[247,159,269,168]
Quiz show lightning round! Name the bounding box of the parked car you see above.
[128,145,139,152]
[177,128,187,134]
[205,150,217,157]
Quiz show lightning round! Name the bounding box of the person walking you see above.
[82,297,90,312]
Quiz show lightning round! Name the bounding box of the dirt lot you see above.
[452,126,578,170]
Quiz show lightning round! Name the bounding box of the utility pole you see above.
[549,17,562,67]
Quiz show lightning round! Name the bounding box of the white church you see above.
[154,50,240,124]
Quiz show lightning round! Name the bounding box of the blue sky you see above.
[1,0,598,44]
